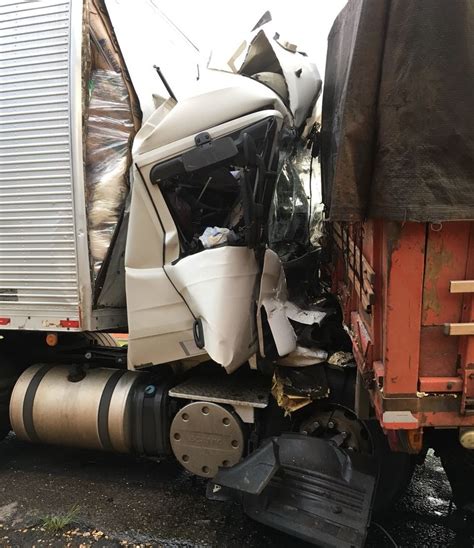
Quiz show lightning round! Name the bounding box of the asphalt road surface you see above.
[0,433,472,547]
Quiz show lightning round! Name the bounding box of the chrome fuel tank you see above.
[10,365,142,453]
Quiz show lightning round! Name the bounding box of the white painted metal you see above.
[0,0,115,331]
[256,249,296,359]
[0,0,80,329]
[69,0,93,331]
[126,110,285,370]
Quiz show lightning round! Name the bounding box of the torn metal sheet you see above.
[166,247,260,373]
[257,250,297,358]
[285,301,327,326]
[232,25,322,128]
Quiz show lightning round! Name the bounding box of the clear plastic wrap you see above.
[85,69,134,277]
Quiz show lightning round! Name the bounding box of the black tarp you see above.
[321,0,474,222]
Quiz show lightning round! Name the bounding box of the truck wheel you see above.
[439,441,474,512]
[299,404,415,514]
[328,368,415,512]
[364,418,416,514]
[58,331,120,349]
[81,332,119,347]
[0,353,21,440]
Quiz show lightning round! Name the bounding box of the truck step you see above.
[212,433,376,547]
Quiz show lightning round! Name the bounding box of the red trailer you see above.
[330,221,473,489]
[321,0,474,512]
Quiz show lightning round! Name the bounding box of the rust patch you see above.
[422,245,453,321]
[385,222,403,279]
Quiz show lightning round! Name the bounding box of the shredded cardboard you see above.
[272,366,329,415]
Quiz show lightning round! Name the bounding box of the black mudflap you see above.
[212,434,376,547]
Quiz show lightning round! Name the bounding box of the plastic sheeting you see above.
[86,70,134,276]
[321,0,474,222]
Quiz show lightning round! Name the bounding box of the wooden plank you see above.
[444,322,474,336]
[331,222,376,313]
[346,261,373,311]
[450,280,474,293]
[333,230,375,286]
[346,261,374,303]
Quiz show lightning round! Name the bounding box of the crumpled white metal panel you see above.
[0,0,82,329]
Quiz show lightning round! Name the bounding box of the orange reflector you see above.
[59,319,80,328]
[46,333,58,347]
[0,318,11,326]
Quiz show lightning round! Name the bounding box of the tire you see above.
[80,332,119,347]
[314,367,415,514]
[364,419,416,514]
[0,353,21,440]
[440,441,474,511]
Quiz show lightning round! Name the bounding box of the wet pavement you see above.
[0,433,472,547]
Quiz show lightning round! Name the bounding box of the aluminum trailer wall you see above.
[0,0,126,331]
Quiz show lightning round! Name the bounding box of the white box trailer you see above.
[0,0,130,332]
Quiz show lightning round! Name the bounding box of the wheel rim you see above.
[299,404,372,454]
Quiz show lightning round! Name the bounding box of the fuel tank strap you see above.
[97,369,127,451]
[22,364,55,443]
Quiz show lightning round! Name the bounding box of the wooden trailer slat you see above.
[444,323,474,336]
[450,280,474,293]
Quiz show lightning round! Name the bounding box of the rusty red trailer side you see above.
[331,220,474,452]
